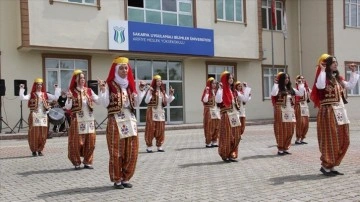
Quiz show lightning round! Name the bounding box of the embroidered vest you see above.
[295,88,310,104]
[71,87,94,113]
[274,91,295,107]
[28,92,51,111]
[219,91,240,113]
[107,81,135,114]
[203,89,216,107]
[147,89,167,108]
[318,79,345,105]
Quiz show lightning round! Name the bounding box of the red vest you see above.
[28,92,51,111]
[202,89,216,107]
[71,87,94,113]
[147,89,167,107]
[219,91,240,113]
[107,81,135,114]
[318,79,344,106]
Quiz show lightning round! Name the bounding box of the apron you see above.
[76,109,95,134]
[115,109,138,139]
[281,95,296,122]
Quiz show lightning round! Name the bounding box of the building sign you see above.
[108,20,214,56]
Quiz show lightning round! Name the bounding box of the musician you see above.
[65,70,100,170]
[144,74,175,153]
[98,56,146,189]
[52,90,70,132]
[201,77,220,148]
[19,78,61,156]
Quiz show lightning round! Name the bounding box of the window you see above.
[216,0,243,22]
[128,0,193,27]
[54,0,96,5]
[207,64,235,82]
[130,59,183,124]
[261,0,283,30]
[262,66,285,99]
[345,0,360,27]
[44,56,90,94]
[345,62,360,95]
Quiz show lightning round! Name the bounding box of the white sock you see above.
[147,147,152,151]
[322,166,330,172]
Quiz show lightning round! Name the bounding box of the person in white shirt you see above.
[233,81,251,136]
[271,72,304,156]
[310,54,359,176]
[144,75,175,153]
[65,69,100,170]
[98,57,146,189]
[19,78,60,156]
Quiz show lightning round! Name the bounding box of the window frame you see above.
[127,0,194,27]
[205,61,237,84]
[345,61,360,96]
[49,0,101,10]
[130,58,184,125]
[261,0,284,31]
[262,65,286,100]
[42,54,92,94]
[215,0,245,23]
[344,0,360,28]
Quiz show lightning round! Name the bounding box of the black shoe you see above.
[223,159,231,163]
[157,149,165,152]
[38,152,43,156]
[74,165,81,170]
[113,183,124,189]
[301,141,308,144]
[122,182,133,188]
[146,149,153,153]
[211,144,219,147]
[229,158,238,162]
[32,152,37,157]
[84,165,94,169]
[277,151,285,156]
[320,167,336,177]
[331,170,344,175]
[283,151,291,155]
[205,145,212,148]
[295,141,302,145]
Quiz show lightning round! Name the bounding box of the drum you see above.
[48,108,65,126]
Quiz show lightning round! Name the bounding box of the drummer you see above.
[52,90,71,133]
[19,78,61,157]
[65,70,100,170]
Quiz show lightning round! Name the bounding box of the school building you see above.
[0,0,359,133]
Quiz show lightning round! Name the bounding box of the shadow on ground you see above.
[37,186,113,198]
[269,174,329,185]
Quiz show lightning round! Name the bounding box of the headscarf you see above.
[106,56,136,94]
[310,53,330,108]
[68,69,86,93]
[201,77,215,101]
[28,78,48,106]
[150,74,166,94]
[220,71,232,107]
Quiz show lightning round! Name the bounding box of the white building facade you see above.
[0,0,359,132]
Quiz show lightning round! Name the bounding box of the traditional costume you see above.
[144,75,175,152]
[201,77,220,148]
[310,54,359,176]
[233,81,252,136]
[294,75,311,144]
[65,70,99,170]
[271,72,304,155]
[19,78,60,156]
[215,71,242,162]
[99,56,146,189]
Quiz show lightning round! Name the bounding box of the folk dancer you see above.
[294,75,311,145]
[19,78,60,156]
[215,71,242,162]
[201,77,220,148]
[144,74,175,153]
[98,56,146,189]
[271,72,304,155]
[65,70,100,170]
[233,81,252,136]
[310,54,359,176]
